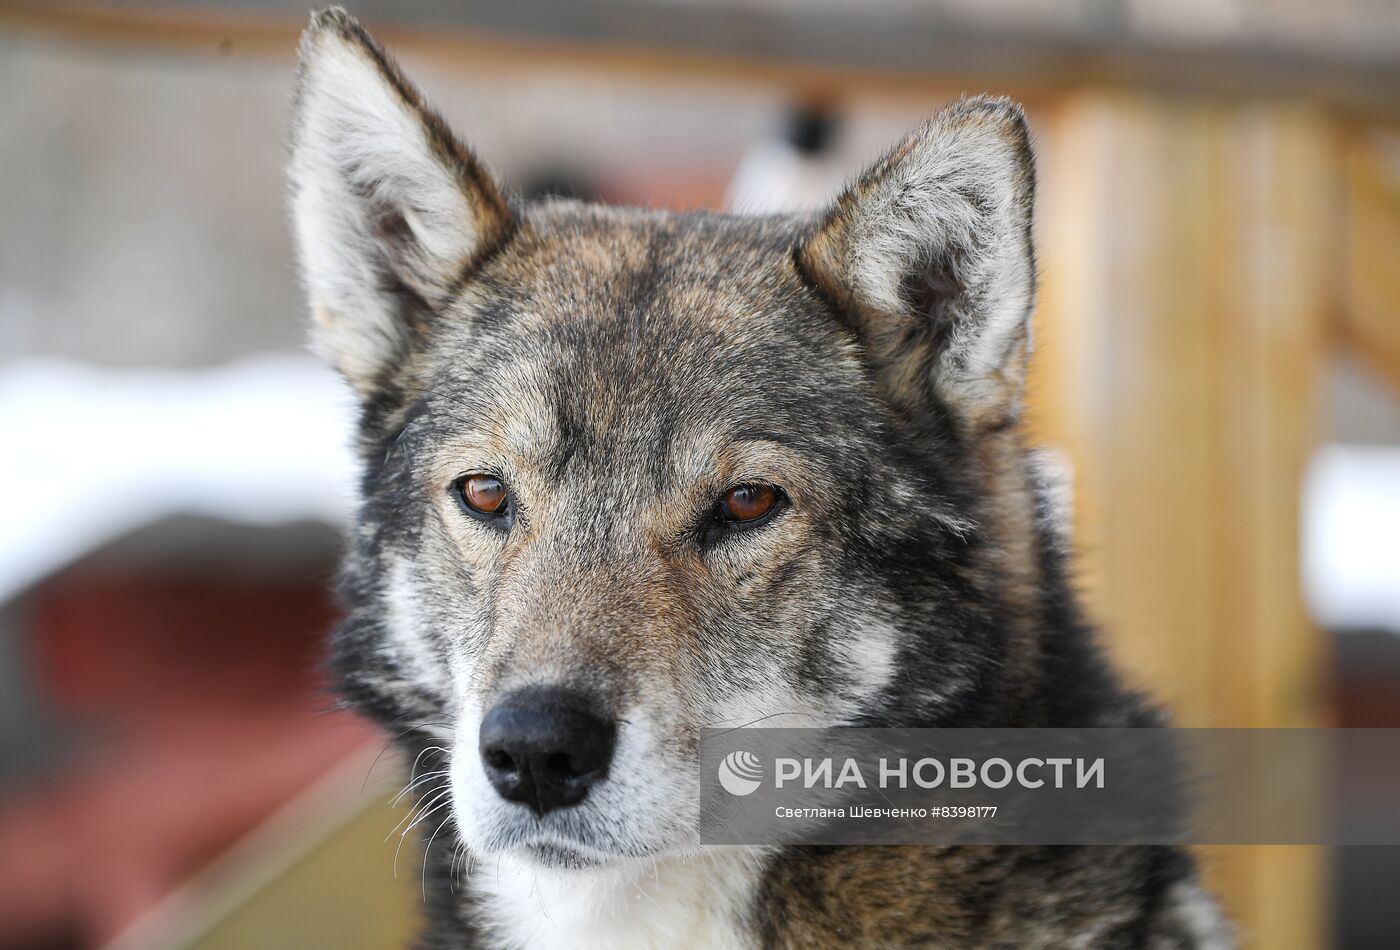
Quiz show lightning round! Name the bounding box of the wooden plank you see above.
[108,747,421,950]
[1342,128,1400,390]
[2,0,1399,116]
[0,0,1035,108]
[1032,92,1335,949]
[1210,107,1335,950]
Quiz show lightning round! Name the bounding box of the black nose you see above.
[478,689,616,816]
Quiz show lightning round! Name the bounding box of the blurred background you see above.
[0,1,1397,947]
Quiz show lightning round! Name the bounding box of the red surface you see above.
[0,570,379,948]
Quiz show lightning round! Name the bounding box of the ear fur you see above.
[797,96,1036,425]
[288,7,512,395]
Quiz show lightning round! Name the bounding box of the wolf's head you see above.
[291,9,1052,870]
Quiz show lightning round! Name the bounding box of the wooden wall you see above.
[1032,93,1341,949]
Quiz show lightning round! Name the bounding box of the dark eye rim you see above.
[703,482,788,545]
[451,472,513,527]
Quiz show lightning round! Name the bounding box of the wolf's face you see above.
[291,11,1039,870]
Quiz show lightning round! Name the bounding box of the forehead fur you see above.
[414,202,881,462]
[484,201,822,330]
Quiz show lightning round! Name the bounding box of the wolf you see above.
[287,8,1230,948]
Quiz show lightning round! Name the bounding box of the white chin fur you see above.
[470,847,763,950]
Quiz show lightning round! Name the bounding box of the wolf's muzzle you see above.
[477,688,616,816]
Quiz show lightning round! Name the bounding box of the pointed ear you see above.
[288,7,512,395]
[796,96,1036,426]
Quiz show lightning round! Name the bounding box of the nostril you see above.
[545,752,575,778]
[485,748,516,773]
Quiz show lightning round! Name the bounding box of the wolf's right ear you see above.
[288,8,511,395]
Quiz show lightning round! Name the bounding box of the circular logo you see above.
[717,750,763,796]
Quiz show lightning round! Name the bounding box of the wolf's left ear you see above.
[288,8,512,395]
[796,96,1035,426]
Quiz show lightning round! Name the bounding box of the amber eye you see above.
[718,484,780,524]
[458,473,508,516]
